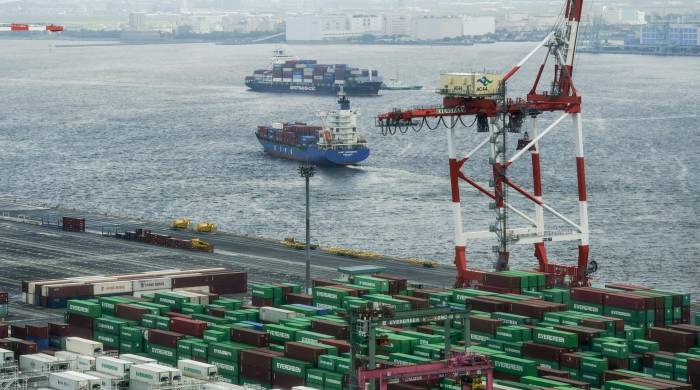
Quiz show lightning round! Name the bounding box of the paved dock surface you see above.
[0,200,696,324]
[0,200,456,324]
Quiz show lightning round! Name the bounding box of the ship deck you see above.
[0,199,697,324]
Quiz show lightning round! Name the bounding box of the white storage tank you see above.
[95,356,133,377]
[66,337,103,356]
[177,359,217,380]
[259,306,300,324]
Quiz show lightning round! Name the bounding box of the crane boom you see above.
[375,0,593,287]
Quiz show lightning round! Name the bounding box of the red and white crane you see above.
[376,0,594,287]
[0,23,64,32]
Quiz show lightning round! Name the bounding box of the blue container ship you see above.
[255,92,370,166]
[245,49,382,96]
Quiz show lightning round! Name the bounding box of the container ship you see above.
[255,91,369,165]
[245,49,382,96]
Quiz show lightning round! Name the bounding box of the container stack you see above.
[22,268,247,308]
[0,291,7,318]
[250,59,380,88]
[2,267,698,390]
[256,123,322,147]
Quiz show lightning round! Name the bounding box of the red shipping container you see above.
[170,317,207,338]
[164,311,190,319]
[284,342,326,364]
[48,323,70,337]
[537,367,571,379]
[240,364,272,383]
[310,320,349,339]
[0,325,7,338]
[67,313,94,328]
[470,316,502,334]
[252,297,274,307]
[318,339,350,354]
[208,308,226,318]
[522,342,571,362]
[285,293,313,305]
[560,353,582,369]
[605,283,651,291]
[392,295,430,309]
[272,372,304,388]
[553,325,602,345]
[0,292,8,304]
[571,287,606,305]
[647,327,696,353]
[26,325,49,339]
[146,329,185,348]
[46,284,93,298]
[171,274,209,289]
[603,292,650,310]
[541,376,590,389]
[240,348,282,369]
[483,273,520,289]
[10,325,27,339]
[312,279,336,287]
[17,340,37,356]
[231,327,269,347]
[114,303,151,321]
[688,358,700,390]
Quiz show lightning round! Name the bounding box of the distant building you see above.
[349,14,383,35]
[462,16,495,37]
[410,16,462,40]
[641,24,699,46]
[286,15,323,41]
[383,14,410,36]
[603,7,646,25]
[129,12,147,32]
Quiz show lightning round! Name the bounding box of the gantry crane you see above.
[376,0,596,287]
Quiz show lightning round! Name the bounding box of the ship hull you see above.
[245,80,381,96]
[256,137,369,165]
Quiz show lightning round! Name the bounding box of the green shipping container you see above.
[631,339,659,353]
[571,301,603,315]
[98,297,131,315]
[94,317,127,335]
[491,355,538,377]
[203,330,228,343]
[265,324,297,343]
[324,371,344,390]
[272,357,312,378]
[580,356,608,373]
[305,368,325,388]
[147,344,177,365]
[208,342,251,362]
[602,343,629,359]
[294,330,333,344]
[67,300,101,318]
[208,357,238,378]
[93,331,119,348]
[533,328,578,348]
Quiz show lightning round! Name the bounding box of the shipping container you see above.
[66,337,103,356]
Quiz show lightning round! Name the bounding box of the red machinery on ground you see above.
[376,0,595,288]
[358,354,493,390]
[0,23,64,32]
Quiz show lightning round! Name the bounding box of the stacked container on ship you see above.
[245,49,382,96]
[255,90,370,165]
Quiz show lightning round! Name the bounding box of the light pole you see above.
[298,164,315,293]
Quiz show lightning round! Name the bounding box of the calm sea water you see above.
[0,40,698,294]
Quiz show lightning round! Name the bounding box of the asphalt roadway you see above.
[0,199,456,324]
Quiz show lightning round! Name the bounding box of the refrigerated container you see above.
[129,364,170,385]
[95,356,132,376]
[118,354,156,365]
[78,356,96,371]
[49,372,101,390]
[178,359,218,380]
[66,337,103,356]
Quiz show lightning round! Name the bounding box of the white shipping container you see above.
[177,359,217,380]
[130,364,171,385]
[20,353,57,372]
[54,351,79,369]
[78,356,96,371]
[173,287,210,299]
[259,307,300,324]
[132,289,171,298]
[118,354,156,365]
[96,356,132,376]
[48,372,96,390]
[132,277,172,292]
[66,337,103,356]
[204,383,246,390]
[68,372,102,390]
[85,371,125,390]
[93,281,132,295]
[0,348,15,363]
